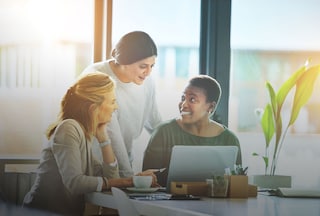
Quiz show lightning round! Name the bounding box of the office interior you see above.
[1,0,320,206]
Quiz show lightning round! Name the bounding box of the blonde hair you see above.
[46,72,114,140]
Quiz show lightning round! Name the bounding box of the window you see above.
[230,0,320,186]
[230,0,320,134]
[0,0,93,157]
[0,0,200,173]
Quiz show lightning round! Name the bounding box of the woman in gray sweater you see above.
[23,72,157,215]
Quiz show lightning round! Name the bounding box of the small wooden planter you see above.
[228,175,249,198]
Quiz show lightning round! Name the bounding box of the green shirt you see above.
[142,119,242,186]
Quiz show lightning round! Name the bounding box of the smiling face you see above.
[116,56,156,85]
[178,85,214,124]
[97,89,118,125]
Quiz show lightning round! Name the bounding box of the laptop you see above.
[166,145,238,192]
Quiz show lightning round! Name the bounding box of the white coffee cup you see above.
[133,176,152,188]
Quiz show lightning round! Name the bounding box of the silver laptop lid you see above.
[166,145,238,191]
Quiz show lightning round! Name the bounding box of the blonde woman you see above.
[23,72,157,215]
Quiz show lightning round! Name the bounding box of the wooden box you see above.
[170,182,208,196]
[248,184,257,197]
[228,175,249,198]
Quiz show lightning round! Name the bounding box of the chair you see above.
[111,187,140,216]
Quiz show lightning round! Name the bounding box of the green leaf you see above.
[262,156,269,168]
[276,65,306,111]
[289,65,320,125]
[261,104,274,148]
[265,82,277,117]
[274,113,282,152]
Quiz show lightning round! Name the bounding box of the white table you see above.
[85,190,320,216]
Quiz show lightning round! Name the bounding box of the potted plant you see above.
[252,61,320,188]
[229,165,249,198]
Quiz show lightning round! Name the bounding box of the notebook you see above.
[276,187,320,198]
[166,145,238,192]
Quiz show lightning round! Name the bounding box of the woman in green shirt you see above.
[142,75,242,186]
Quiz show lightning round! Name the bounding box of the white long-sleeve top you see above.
[82,59,162,177]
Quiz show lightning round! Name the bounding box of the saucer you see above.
[126,187,159,193]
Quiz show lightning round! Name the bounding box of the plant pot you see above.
[249,175,292,189]
[228,175,248,198]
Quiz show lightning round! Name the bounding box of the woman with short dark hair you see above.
[143,75,242,186]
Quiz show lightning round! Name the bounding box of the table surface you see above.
[85,190,320,216]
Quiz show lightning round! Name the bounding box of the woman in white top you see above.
[82,31,162,177]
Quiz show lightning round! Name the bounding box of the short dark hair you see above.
[188,75,221,105]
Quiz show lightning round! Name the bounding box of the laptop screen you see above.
[166,145,238,192]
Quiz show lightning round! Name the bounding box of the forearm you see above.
[100,143,116,164]
[96,129,116,165]
[102,177,133,190]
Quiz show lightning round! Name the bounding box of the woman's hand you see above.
[136,169,160,187]
[96,123,109,143]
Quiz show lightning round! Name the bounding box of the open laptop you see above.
[166,145,239,192]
